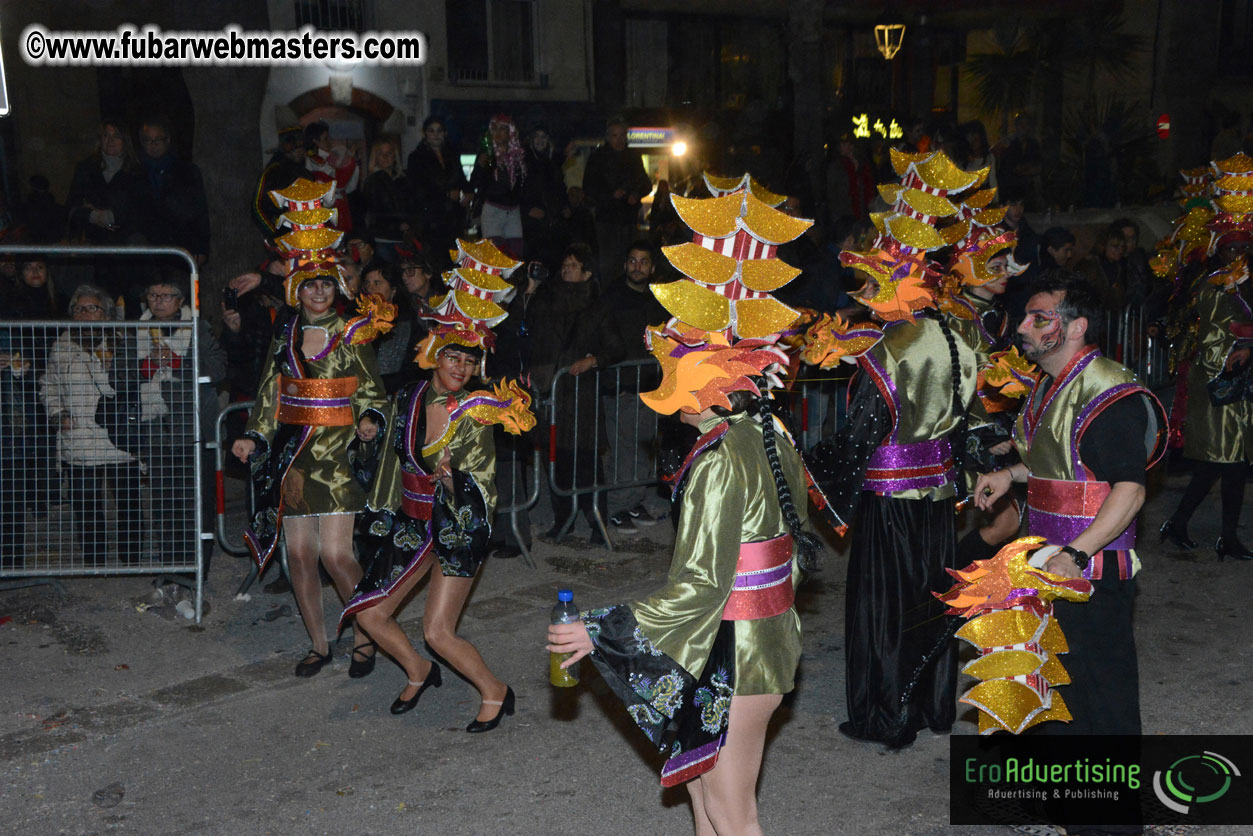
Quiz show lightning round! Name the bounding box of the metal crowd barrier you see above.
[1103,304,1172,390]
[0,245,206,621]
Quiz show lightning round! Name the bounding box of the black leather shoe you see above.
[1216,537,1253,562]
[390,661,441,715]
[1159,519,1197,550]
[466,686,515,733]
[294,649,331,678]
[348,641,377,679]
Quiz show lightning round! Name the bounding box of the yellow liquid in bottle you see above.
[550,651,579,687]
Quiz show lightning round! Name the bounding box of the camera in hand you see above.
[223,287,239,311]
[526,262,549,283]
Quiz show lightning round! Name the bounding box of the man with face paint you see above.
[976,274,1167,743]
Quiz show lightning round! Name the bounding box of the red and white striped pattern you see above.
[458,257,506,277]
[692,231,777,261]
[900,172,952,199]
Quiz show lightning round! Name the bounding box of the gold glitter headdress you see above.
[702,171,786,207]
[1207,152,1253,253]
[270,178,352,307]
[414,238,520,369]
[641,182,811,415]
[937,537,1094,735]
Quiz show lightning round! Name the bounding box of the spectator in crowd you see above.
[577,241,670,535]
[776,195,844,313]
[14,255,59,320]
[41,286,143,565]
[360,260,416,390]
[994,113,1042,208]
[527,243,606,542]
[362,139,415,258]
[1081,226,1129,309]
[407,116,472,270]
[521,124,570,266]
[564,185,597,249]
[961,120,997,191]
[138,274,226,571]
[343,231,375,268]
[0,347,34,568]
[67,120,146,248]
[1038,226,1076,271]
[304,120,360,231]
[1112,217,1153,307]
[220,261,289,405]
[583,117,652,282]
[251,126,306,235]
[646,179,684,250]
[337,261,364,314]
[396,248,437,318]
[999,183,1040,322]
[472,114,527,259]
[826,134,876,225]
[136,116,211,266]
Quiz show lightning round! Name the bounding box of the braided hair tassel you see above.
[758,396,821,572]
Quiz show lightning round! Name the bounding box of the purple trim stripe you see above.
[863,438,955,493]
[860,350,901,442]
[404,381,430,471]
[1023,346,1099,447]
[1070,383,1143,478]
[660,733,726,785]
[1028,506,1137,551]
[732,560,792,591]
[278,394,353,408]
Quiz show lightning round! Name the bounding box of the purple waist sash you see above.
[862,437,955,494]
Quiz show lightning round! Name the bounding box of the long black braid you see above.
[758,395,822,572]
[882,314,971,748]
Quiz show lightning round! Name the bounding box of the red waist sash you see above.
[722,534,795,621]
[401,471,435,520]
[1026,476,1136,550]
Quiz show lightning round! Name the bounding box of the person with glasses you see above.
[136,116,210,268]
[138,276,227,572]
[40,286,143,566]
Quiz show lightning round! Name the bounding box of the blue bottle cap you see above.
[557,589,573,602]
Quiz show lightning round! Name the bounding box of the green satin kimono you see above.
[630,413,805,696]
[246,308,388,516]
[1183,282,1252,463]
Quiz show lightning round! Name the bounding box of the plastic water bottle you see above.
[549,589,580,687]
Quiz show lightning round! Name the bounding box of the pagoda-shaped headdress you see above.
[702,171,787,207]
[641,181,812,415]
[1207,152,1253,253]
[270,178,352,306]
[414,238,520,368]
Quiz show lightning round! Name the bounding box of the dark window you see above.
[293,0,374,32]
[447,0,536,84]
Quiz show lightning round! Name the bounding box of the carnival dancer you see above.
[547,178,821,836]
[937,209,1029,563]
[232,178,393,678]
[341,238,535,729]
[804,149,979,747]
[1160,153,1253,559]
[975,274,1167,737]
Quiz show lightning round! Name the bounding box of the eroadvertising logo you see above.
[1151,751,1241,815]
[950,735,1252,827]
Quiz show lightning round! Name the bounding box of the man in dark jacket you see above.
[576,240,669,535]
[582,118,651,284]
[136,117,211,266]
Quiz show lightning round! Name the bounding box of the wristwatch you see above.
[1059,545,1090,571]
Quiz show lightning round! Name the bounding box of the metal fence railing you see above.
[1103,304,1172,390]
[0,245,207,621]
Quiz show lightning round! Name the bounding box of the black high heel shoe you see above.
[466,686,515,733]
[390,661,442,715]
[1215,538,1253,562]
[1159,520,1197,550]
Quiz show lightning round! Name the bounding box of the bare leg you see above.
[353,554,438,698]
[692,693,783,836]
[283,517,328,656]
[686,780,717,836]
[423,571,508,721]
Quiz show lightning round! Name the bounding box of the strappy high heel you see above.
[465,686,515,733]
[390,661,442,714]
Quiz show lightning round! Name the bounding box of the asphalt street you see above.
[0,462,1249,836]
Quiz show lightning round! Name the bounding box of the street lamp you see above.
[874,23,906,60]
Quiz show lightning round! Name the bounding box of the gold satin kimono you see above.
[1183,282,1252,463]
[246,308,388,517]
[630,413,805,696]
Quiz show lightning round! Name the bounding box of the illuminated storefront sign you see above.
[628,127,675,147]
[851,114,903,140]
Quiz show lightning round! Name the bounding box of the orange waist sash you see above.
[276,375,358,426]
